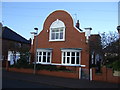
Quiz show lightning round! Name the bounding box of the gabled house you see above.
[30,10,102,79]
[2,26,31,67]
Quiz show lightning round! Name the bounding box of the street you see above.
[2,69,119,89]
[3,76,60,88]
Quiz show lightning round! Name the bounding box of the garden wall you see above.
[8,68,79,79]
[92,66,120,84]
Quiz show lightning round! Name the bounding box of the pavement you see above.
[2,69,120,88]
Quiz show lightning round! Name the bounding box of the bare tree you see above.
[99,31,119,65]
[100,31,119,49]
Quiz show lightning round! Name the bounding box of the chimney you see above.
[30,32,36,45]
[75,20,82,31]
[85,27,92,43]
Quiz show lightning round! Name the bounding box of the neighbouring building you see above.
[30,10,102,79]
[89,34,103,67]
[2,26,31,67]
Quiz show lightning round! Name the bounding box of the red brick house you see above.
[2,26,31,67]
[31,10,101,79]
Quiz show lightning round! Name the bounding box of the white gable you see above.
[50,19,65,28]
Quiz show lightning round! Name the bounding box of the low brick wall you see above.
[8,68,33,74]
[92,66,120,84]
[8,68,79,79]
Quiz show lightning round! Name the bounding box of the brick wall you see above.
[8,68,79,79]
[92,66,120,84]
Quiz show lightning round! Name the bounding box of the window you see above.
[49,19,65,41]
[36,49,52,64]
[61,48,82,65]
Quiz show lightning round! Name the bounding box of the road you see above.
[2,69,119,88]
[3,76,60,88]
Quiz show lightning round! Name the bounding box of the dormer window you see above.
[49,19,65,41]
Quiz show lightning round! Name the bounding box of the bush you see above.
[112,60,120,71]
[106,60,120,71]
[35,65,72,72]
[9,51,34,69]
[58,66,71,72]
[36,64,58,71]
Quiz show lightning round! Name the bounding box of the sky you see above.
[2,2,119,40]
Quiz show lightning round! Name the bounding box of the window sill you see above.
[49,39,65,42]
[61,64,81,66]
[36,62,51,64]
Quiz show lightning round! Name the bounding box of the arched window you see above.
[49,19,65,41]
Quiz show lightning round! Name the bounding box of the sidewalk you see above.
[2,69,119,88]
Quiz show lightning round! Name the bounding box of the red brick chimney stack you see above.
[75,20,82,31]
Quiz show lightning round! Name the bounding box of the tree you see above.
[100,31,119,49]
[8,41,30,65]
[99,31,119,65]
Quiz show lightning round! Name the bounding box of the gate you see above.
[81,68,89,80]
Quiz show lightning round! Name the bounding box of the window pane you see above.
[76,57,79,64]
[67,57,70,63]
[48,52,50,57]
[51,29,55,32]
[56,33,59,39]
[60,29,63,32]
[43,56,46,62]
[67,52,70,56]
[39,56,41,62]
[37,56,38,62]
[47,57,50,63]
[72,52,75,56]
[63,52,65,56]
[77,52,79,56]
[43,52,46,55]
[63,57,65,63]
[39,52,42,55]
[51,33,55,40]
[56,29,59,32]
[71,57,75,64]
[60,32,63,39]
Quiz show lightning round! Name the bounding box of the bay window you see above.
[36,48,52,64]
[61,48,82,65]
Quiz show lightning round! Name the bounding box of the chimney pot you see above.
[75,20,82,31]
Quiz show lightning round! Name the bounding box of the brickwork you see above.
[31,10,90,71]
[92,66,120,84]
[8,68,79,79]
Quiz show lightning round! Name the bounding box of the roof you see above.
[2,26,31,44]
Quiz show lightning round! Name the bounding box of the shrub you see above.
[112,60,120,71]
[36,64,58,71]
[106,60,120,71]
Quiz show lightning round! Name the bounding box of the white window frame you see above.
[49,19,65,42]
[36,49,52,64]
[61,49,82,65]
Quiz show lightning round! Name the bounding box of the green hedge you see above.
[106,60,120,71]
[10,64,72,72]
